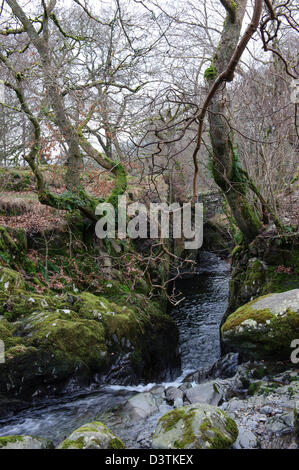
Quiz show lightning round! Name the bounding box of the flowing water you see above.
[171,251,230,372]
[0,251,230,445]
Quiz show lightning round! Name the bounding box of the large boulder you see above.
[124,392,162,420]
[0,284,180,405]
[185,382,222,406]
[0,435,54,449]
[152,404,238,449]
[58,421,125,449]
[222,289,299,359]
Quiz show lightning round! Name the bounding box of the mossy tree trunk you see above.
[205,0,262,243]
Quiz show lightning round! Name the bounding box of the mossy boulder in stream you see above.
[152,404,238,449]
[58,421,125,449]
[0,283,179,403]
[0,435,54,449]
[222,289,299,360]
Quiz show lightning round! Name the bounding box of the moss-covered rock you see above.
[0,319,23,349]
[227,238,299,315]
[23,310,107,366]
[0,226,34,273]
[222,289,299,359]
[0,435,54,449]
[58,421,125,449]
[0,285,179,401]
[0,267,25,294]
[0,291,73,322]
[152,404,238,449]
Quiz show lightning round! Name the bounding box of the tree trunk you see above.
[206,0,262,243]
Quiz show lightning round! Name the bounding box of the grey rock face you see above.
[165,386,184,405]
[124,392,161,420]
[185,382,222,406]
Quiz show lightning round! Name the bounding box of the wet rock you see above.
[150,386,165,398]
[165,386,183,406]
[208,353,239,379]
[185,382,222,406]
[0,435,54,449]
[123,392,161,420]
[152,403,238,449]
[178,382,192,393]
[58,421,125,449]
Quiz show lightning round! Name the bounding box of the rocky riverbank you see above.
[1,354,297,449]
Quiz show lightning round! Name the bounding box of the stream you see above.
[0,251,231,446]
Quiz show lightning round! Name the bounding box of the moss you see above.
[4,344,37,361]
[59,422,125,449]
[173,411,197,449]
[1,291,71,321]
[222,293,299,359]
[75,292,129,320]
[108,437,125,449]
[39,187,99,221]
[106,163,127,209]
[0,320,23,349]
[28,311,107,367]
[204,63,218,81]
[73,422,110,434]
[222,301,275,332]
[224,414,239,441]
[60,437,85,449]
[248,381,262,396]
[0,266,25,293]
[160,408,187,433]
[0,436,24,448]
[231,245,242,258]
[199,414,238,449]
